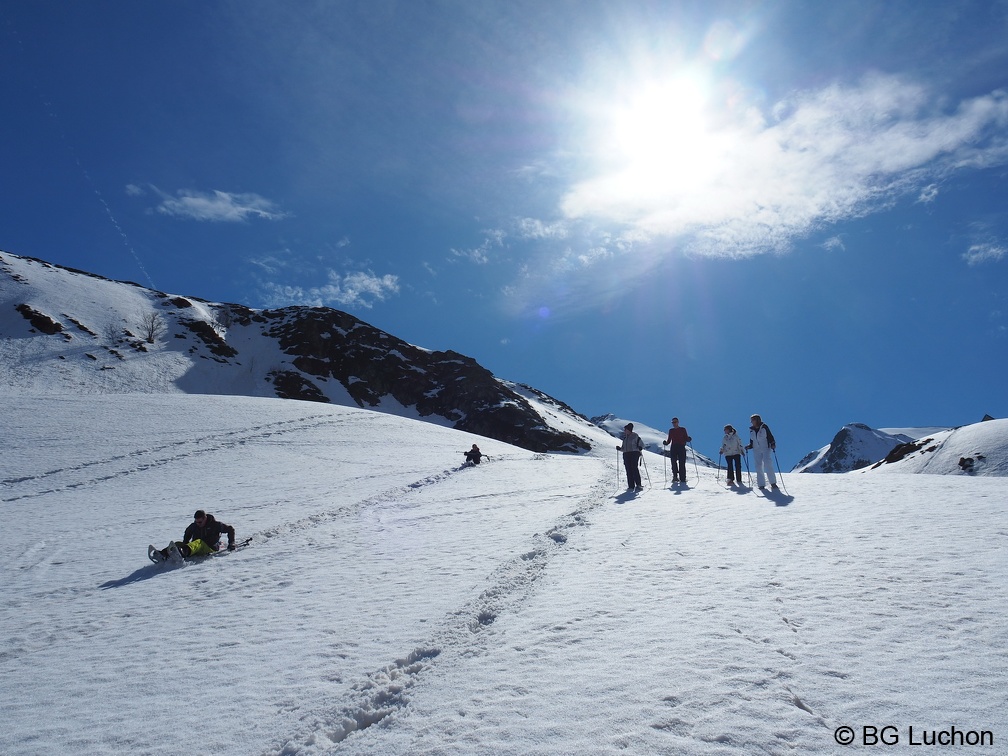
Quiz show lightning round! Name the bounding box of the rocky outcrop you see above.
[256,307,590,453]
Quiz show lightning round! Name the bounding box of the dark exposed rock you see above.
[269,370,329,403]
[258,307,590,453]
[16,303,63,335]
[181,320,238,359]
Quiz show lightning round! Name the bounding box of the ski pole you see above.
[663,442,668,487]
[688,442,700,485]
[743,450,752,487]
[640,453,651,488]
[616,448,620,491]
[717,452,723,482]
[772,449,789,495]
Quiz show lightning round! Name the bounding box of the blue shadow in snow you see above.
[100,563,178,589]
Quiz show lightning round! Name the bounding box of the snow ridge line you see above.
[269,463,613,754]
[1,413,337,502]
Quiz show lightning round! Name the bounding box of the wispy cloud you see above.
[516,218,570,240]
[261,269,400,309]
[132,184,289,222]
[918,184,940,203]
[561,74,1008,257]
[962,242,1007,265]
[450,229,505,264]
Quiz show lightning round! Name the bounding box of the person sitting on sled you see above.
[464,444,483,465]
[151,509,236,562]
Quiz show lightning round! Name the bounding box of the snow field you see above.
[2,394,1005,755]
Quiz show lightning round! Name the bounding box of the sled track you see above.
[1,413,339,502]
[267,464,613,755]
[246,459,521,548]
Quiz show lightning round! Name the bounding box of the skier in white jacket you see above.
[719,424,745,485]
[745,414,778,489]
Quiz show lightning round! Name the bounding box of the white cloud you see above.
[262,270,400,309]
[450,229,505,264]
[962,242,1007,266]
[155,188,289,222]
[918,183,940,203]
[515,218,569,240]
[561,74,1008,257]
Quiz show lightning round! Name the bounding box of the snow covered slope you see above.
[0,250,593,453]
[794,419,1008,477]
[862,417,1008,476]
[2,393,1005,755]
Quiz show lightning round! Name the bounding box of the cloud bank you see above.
[561,75,1008,257]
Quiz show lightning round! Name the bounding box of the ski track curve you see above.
[266,459,613,755]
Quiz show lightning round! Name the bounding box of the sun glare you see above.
[611,78,707,161]
[592,72,728,204]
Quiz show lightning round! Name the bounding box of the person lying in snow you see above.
[150,509,236,563]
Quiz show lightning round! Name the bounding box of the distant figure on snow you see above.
[745,414,778,490]
[464,444,483,465]
[663,417,692,483]
[617,422,644,491]
[720,424,744,485]
[149,509,236,563]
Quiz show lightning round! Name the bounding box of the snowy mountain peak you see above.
[793,422,915,473]
[794,418,1008,477]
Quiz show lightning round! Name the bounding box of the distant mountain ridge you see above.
[0,251,592,453]
[793,423,916,473]
[794,418,1007,477]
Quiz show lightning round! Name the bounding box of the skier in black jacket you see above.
[617,423,644,491]
[182,510,236,555]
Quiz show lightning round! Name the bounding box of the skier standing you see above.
[719,424,744,485]
[745,414,778,490]
[617,423,644,491]
[662,417,691,483]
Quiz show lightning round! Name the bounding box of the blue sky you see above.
[3,0,1007,466]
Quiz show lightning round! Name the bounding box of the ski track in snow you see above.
[268,458,614,754]
[1,412,337,502]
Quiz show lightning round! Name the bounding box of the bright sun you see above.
[595,72,727,202]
